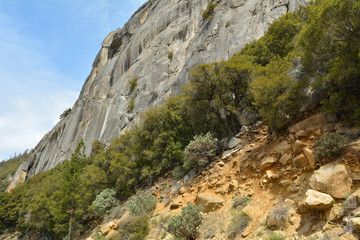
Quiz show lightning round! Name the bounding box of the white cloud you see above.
[0,12,78,160]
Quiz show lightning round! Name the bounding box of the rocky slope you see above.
[7,0,308,191]
[86,113,360,240]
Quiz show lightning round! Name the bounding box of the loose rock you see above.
[292,154,308,168]
[196,194,225,213]
[309,164,352,198]
[305,189,334,210]
[261,156,278,170]
[303,147,316,168]
[292,140,307,155]
[289,114,328,134]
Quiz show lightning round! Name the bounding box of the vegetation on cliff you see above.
[0,151,29,192]
[0,0,359,238]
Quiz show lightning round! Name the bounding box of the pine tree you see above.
[58,141,87,240]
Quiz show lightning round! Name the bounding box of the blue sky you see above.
[0,0,147,161]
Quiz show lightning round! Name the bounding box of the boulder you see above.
[309,164,352,198]
[170,201,181,210]
[266,169,277,179]
[295,130,307,138]
[342,233,359,240]
[346,189,360,202]
[196,194,225,213]
[305,189,334,210]
[228,180,238,192]
[352,207,360,217]
[292,154,308,168]
[350,217,360,232]
[289,114,328,134]
[292,140,307,155]
[279,153,292,165]
[343,189,360,210]
[100,219,118,236]
[227,137,242,149]
[303,147,316,168]
[274,141,292,155]
[261,156,278,170]
[325,204,345,222]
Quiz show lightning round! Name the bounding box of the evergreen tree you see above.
[57,141,87,240]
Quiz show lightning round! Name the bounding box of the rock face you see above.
[309,164,352,198]
[8,0,308,190]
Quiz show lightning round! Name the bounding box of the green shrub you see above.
[183,132,218,171]
[60,108,71,119]
[250,57,304,130]
[299,0,360,124]
[202,3,218,21]
[168,52,174,61]
[268,232,286,240]
[232,196,251,210]
[167,203,203,240]
[225,21,230,27]
[315,133,347,161]
[172,166,187,179]
[109,215,150,240]
[107,205,126,220]
[228,211,251,238]
[127,97,135,112]
[129,77,138,92]
[204,228,216,239]
[91,188,119,217]
[94,234,106,240]
[126,192,157,216]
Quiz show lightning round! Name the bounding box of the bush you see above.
[129,77,138,92]
[228,211,251,238]
[172,166,187,179]
[202,3,218,21]
[94,234,106,240]
[267,203,290,229]
[127,97,135,112]
[91,188,119,217]
[167,203,203,240]
[232,196,251,210]
[60,108,71,119]
[250,56,304,130]
[126,192,157,216]
[314,133,347,161]
[168,52,174,61]
[109,215,149,240]
[183,132,218,171]
[268,232,286,240]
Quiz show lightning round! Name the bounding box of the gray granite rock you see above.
[8,0,309,190]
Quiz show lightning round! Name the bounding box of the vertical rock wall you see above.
[7,0,308,191]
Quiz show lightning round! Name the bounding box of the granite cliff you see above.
[7,0,307,191]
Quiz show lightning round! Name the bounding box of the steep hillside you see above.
[2,0,360,238]
[8,0,307,191]
[88,114,360,240]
